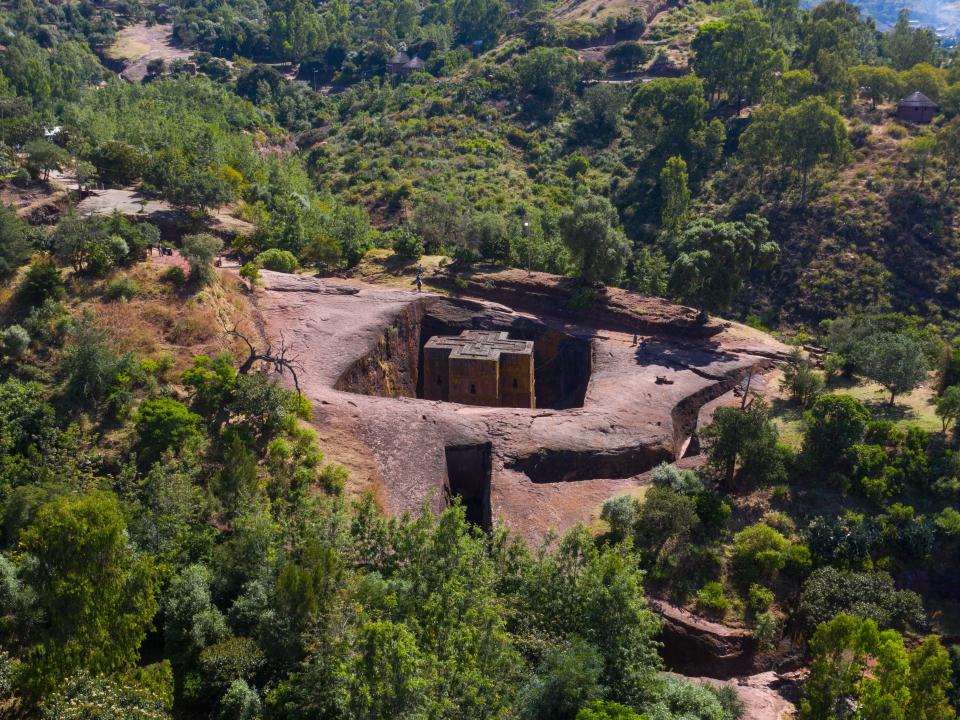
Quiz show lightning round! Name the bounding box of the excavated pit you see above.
[506,445,673,484]
[444,443,493,530]
[334,297,593,410]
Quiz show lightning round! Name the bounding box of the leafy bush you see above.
[182,234,223,285]
[519,638,604,720]
[254,248,298,273]
[135,397,203,462]
[803,394,870,469]
[1,325,30,359]
[694,581,729,618]
[780,349,824,407]
[799,566,926,633]
[731,523,790,585]
[391,226,424,259]
[218,679,260,720]
[61,313,131,406]
[103,276,139,301]
[650,463,703,495]
[198,636,265,698]
[600,495,636,542]
[17,258,65,307]
[161,266,187,287]
[748,584,774,612]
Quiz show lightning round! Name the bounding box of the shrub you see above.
[161,266,186,287]
[135,397,203,462]
[822,354,845,384]
[753,611,781,655]
[803,394,870,469]
[799,566,927,633]
[520,638,604,720]
[103,276,139,301]
[694,581,729,618]
[23,299,70,348]
[17,258,65,307]
[62,313,129,406]
[391,226,424,259]
[1,325,30,359]
[748,584,775,612]
[198,636,265,698]
[239,262,261,288]
[650,462,703,494]
[780,349,824,407]
[600,495,636,542]
[182,233,223,285]
[254,249,298,273]
[732,523,790,585]
[218,679,261,720]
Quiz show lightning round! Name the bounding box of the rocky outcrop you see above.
[651,598,758,679]
[676,672,798,720]
[428,269,725,338]
[247,270,789,542]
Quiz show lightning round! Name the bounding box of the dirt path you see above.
[73,184,253,236]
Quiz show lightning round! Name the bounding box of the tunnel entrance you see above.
[444,443,492,531]
[334,298,593,410]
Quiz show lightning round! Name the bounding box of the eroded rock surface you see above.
[251,269,789,542]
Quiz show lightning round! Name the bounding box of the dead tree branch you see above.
[220,318,304,396]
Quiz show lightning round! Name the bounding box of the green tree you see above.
[667,214,778,318]
[885,9,939,71]
[516,47,581,119]
[853,64,901,108]
[856,332,929,405]
[181,233,223,285]
[691,10,787,110]
[799,567,926,633]
[630,76,714,162]
[135,398,203,464]
[521,638,605,720]
[779,96,851,203]
[702,399,785,488]
[453,0,506,46]
[801,614,955,720]
[50,212,104,274]
[803,394,870,468]
[938,117,960,197]
[937,386,960,434]
[659,156,689,236]
[0,203,32,277]
[269,0,327,62]
[24,139,69,182]
[559,195,631,285]
[17,491,159,697]
[905,135,937,188]
[410,193,464,255]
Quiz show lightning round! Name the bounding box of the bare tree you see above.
[220,318,304,395]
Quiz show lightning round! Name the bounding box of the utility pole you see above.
[523,220,531,275]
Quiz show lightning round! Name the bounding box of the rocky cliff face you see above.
[334,300,424,398]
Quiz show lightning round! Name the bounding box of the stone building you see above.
[897,92,937,124]
[423,330,535,408]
